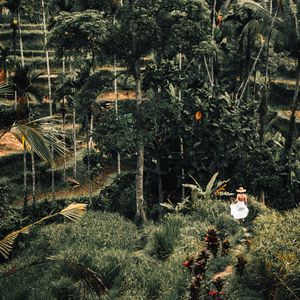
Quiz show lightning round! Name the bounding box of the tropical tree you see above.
[240,0,300,201]
[0,0,25,66]
[10,64,41,205]
[49,10,108,72]
[0,44,10,82]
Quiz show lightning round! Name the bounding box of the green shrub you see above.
[249,209,300,299]
[0,185,21,237]
[149,215,184,260]
[108,256,189,300]
[245,197,270,224]
[0,211,140,299]
[93,172,136,220]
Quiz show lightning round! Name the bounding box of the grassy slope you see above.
[1,197,298,300]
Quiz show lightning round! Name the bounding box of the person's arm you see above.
[244,194,248,204]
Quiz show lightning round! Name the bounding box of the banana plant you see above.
[183,172,233,204]
[0,203,87,260]
[160,198,190,215]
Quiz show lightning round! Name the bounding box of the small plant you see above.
[208,289,224,299]
[207,276,225,299]
[204,228,220,257]
[150,216,183,260]
[183,172,233,207]
[221,239,231,256]
[235,254,248,275]
[244,238,252,249]
[160,197,190,215]
[182,248,210,300]
[213,276,224,293]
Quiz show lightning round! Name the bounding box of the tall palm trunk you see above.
[17,11,24,68]
[134,59,147,222]
[156,154,163,219]
[62,96,66,181]
[41,0,54,200]
[23,143,27,209]
[129,0,146,223]
[211,0,216,85]
[73,103,77,179]
[62,47,66,74]
[178,53,185,200]
[114,15,121,175]
[31,150,36,206]
[86,116,92,205]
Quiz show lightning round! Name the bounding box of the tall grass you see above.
[149,215,184,260]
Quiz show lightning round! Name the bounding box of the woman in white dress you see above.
[230,187,249,220]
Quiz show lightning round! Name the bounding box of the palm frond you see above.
[0,232,20,260]
[239,1,284,31]
[0,203,87,259]
[0,82,13,96]
[64,260,108,297]
[10,116,67,165]
[59,203,88,222]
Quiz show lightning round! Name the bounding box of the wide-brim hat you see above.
[236,187,246,193]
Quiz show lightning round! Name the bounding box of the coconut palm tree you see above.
[0,0,25,66]
[11,63,42,206]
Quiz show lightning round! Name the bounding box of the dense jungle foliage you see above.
[0,0,300,299]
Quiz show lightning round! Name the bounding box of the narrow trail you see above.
[14,166,122,208]
[212,226,252,281]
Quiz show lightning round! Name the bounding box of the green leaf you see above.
[205,172,219,193]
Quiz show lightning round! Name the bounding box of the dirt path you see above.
[14,166,121,207]
[212,226,251,281]
[0,132,23,157]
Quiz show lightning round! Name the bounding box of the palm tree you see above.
[0,44,10,82]
[41,0,56,201]
[11,63,42,206]
[242,0,300,200]
[0,0,25,66]
[48,0,75,73]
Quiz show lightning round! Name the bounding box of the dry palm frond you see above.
[1,259,107,297]
[0,81,13,96]
[60,203,88,222]
[64,260,108,297]
[0,203,87,259]
[10,116,67,166]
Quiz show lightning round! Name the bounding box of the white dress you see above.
[230,201,249,219]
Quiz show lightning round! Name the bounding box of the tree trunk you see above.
[211,0,216,85]
[62,97,66,181]
[73,104,77,179]
[23,144,27,209]
[113,15,121,175]
[17,11,25,68]
[134,60,147,223]
[31,150,36,206]
[41,0,54,200]
[178,53,185,200]
[157,156,163,219]
[62,47,66,75]
[86,116,92,205]
[284,58,300,157]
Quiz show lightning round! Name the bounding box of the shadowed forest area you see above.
[0,0,299,299]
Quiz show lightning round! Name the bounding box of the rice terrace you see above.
[0,0,299,299]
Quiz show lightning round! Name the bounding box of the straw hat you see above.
[236,187,246,193]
